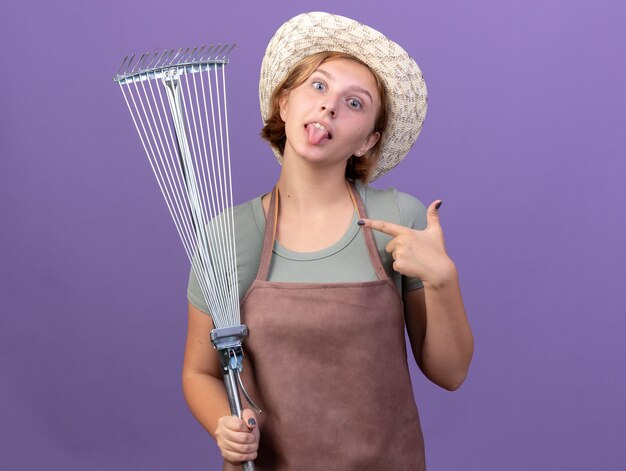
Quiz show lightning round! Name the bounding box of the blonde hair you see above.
[260,51,388,182]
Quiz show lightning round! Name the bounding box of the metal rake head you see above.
[113,43,236,85]
[114,40,240,329]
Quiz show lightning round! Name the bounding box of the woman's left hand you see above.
[359,200,456,287]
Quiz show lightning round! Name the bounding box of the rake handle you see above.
[221,352,256,471]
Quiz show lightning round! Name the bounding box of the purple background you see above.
[2,0,625,469]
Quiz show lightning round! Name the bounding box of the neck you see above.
[276,163,352,213]
[268,162,358,253]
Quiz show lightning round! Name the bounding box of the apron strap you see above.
[255,182,389,282]
[347,182,389,281]
[255,185,279,282]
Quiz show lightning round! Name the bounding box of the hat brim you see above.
[259,11,427,181]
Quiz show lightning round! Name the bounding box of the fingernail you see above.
[357,219,365,226]
[247,418,257,427]
[435,201,443,209]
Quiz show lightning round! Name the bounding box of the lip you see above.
[304,120,333,139]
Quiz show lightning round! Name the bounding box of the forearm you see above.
[182,371,232,438]
[183,303,237,437]
[420,263,474,390]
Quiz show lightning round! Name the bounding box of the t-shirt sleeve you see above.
[185,198,263,317]
[395,190,428,293]
[186,211,230,317]
[187,266,211,314]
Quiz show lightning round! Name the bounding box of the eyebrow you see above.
[313,68,374,104]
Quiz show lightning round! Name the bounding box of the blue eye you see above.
[347,98,362,110]
[313,81,325,91]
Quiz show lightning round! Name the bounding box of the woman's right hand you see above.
[214,409,260,465]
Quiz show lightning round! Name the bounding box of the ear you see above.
[356,131,380,157]
[278,91,289,122]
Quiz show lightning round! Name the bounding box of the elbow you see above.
[441,371,467,391]
[431,364,470,391]
[181,368,202,401]
[424,351,473,392]
[443,341,474,391]
[181,371,192,401]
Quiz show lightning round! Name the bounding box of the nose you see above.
[321,105,335,117]
[321,98,337,117]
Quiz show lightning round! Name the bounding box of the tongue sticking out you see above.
[305,123,330,145]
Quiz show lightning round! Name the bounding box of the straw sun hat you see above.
[259,11,428,181]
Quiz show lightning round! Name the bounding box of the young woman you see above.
[182,12,473,471]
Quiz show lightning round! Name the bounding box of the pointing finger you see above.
[358,218,410,237]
